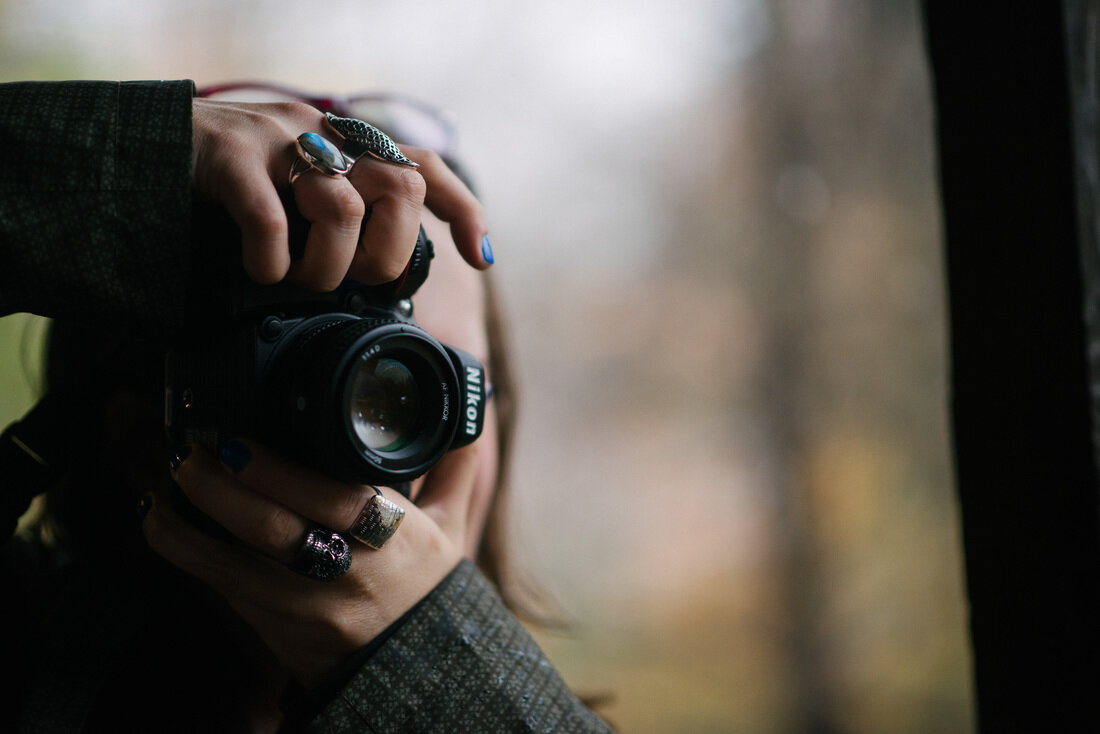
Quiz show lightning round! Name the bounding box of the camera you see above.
[165,223,486,488]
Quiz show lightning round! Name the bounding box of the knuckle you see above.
[307,181,365,223]
[334,186,366,222]
[334,488,368,530]
[269,100,320,124]
[394,168,427,204]
[250,505,302,554]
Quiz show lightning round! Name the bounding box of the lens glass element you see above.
[348,356,421,452]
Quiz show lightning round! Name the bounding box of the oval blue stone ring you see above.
[290,131,351,184]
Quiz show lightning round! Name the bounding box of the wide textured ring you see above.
[324,112,419,169]
[346,487,406,549]
[291,526,353,581]
[289,132,351,184]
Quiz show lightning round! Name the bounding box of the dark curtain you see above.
[923,1,1100,731]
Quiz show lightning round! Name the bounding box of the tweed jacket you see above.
[0,80,610,733]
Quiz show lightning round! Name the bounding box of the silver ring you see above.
[291,526,352,580]
[289,132,351,184]
[346,487,406,549]
[324,113,419,169]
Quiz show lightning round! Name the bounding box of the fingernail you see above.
[219,440,251,472]
[481,235,494,265]
[169,445,192,472]
[137,493,153,521]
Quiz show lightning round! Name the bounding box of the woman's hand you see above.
[142,439,482,687]
[192,99,490,290]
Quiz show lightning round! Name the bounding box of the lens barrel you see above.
[265,316,470,484]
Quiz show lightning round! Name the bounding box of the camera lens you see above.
[348,355,422,452]
[264,316,463,484]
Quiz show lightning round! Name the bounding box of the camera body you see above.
[165,227,486,487]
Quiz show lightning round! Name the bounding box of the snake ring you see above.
[324,113,419,169]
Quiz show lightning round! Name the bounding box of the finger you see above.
[141,490,294,602]
[286,173,366,291]
[404,148,492,269]
[345,160,427,284]
[463,407,499,558]
[414,443,481,545]
[192,100,293,285]
[216,160,292,284]
[215,439,370,536]
[172,445,308,564]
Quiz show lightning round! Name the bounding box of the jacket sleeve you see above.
[0,80,194,330]
[306,559,613,734]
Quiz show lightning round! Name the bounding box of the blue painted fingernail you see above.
[169,445,192,472]
[481,235,494,265]
[219,440,251,472]
[137,493,153,521]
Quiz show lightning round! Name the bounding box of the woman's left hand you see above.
[142,438,481,687]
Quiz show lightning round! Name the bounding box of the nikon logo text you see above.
[465,366,482,436]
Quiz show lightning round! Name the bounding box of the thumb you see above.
[414,443,481,546]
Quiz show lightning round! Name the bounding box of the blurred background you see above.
[0,1,971,731]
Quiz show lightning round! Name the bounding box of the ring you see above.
[346,487,406,549]
[289,132,351,184]
[324,113,419,169]
[291,526,353,580]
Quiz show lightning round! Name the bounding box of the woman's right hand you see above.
[191,99,491,290]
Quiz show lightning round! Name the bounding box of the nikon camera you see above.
[165,224,486,488]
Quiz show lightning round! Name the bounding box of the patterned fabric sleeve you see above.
[0,80,194,329]
[307,559,613,734]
